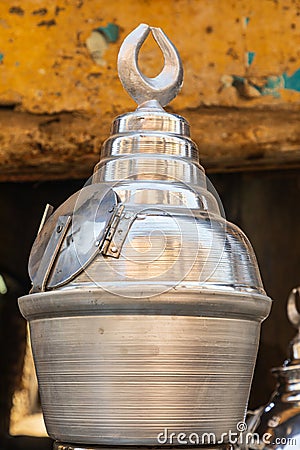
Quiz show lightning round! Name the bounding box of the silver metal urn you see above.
[241,288,300,449]
[18,24,272,447]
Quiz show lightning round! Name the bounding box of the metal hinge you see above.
[101,205,137,258]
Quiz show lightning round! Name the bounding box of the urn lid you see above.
[26,24,270,315]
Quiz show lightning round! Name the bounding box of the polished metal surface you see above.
[68,212,266,296]
[241,288,300,449]
[287,287,300,329]
[28,306,259,444]
[19,23,271,446]
[25,288,265,446]
[29,186,119,291]
[117,23,183,106]
[38,203,54,234]
[93,100,204,185]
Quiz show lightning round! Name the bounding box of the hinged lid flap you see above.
[29,185,119,291]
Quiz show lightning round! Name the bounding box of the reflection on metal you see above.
[242,288,300,449]
[37,204,54,235]
[35,215,72,291]
[19,24,271,446]
[9,326,47,437]
[101,204,131,258]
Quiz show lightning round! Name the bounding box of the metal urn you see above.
[18,24,272,448]
[242,287,300,449]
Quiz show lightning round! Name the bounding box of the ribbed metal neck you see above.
[92,100,205,185]
[111,100,190,135]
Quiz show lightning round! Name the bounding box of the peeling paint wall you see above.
[1,0,300,114]
[1,1,300,180]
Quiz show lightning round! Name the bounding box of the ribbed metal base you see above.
[54,443,231,450]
